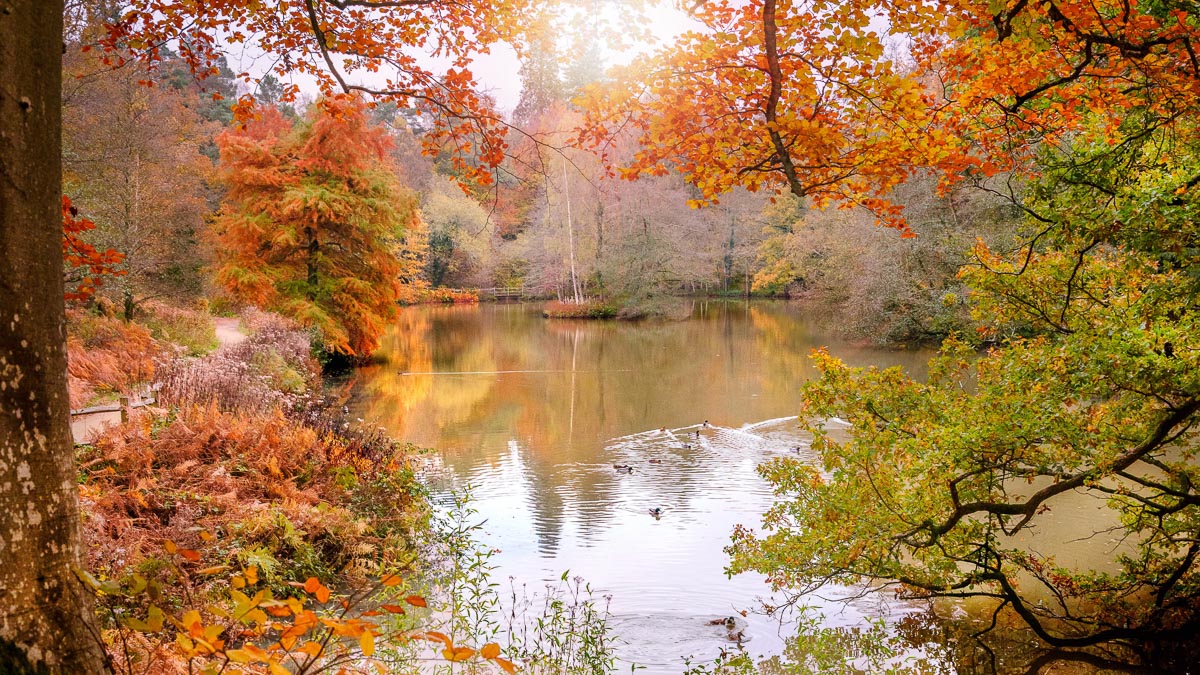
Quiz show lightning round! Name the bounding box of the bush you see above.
[397,286,480,305]
[157,311,317,413]
[542,300,618,319]
[66,310,160,408]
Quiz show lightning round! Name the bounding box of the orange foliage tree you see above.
[579,0,1200,231]
[213,99,420,358]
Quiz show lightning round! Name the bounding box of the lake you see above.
[346,300,946,671]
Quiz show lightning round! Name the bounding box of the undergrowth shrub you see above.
[542,300,618,319]
[67,309,160,408]
[397,286,481,305]
[157,311,318,413]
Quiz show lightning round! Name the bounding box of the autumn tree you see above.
[213,99,419,358]
[63,46,212,317]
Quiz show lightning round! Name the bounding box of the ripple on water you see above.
[418,418,928,673]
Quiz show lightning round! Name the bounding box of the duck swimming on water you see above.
[648,507,663,518]
[614,464,634,474]
[707,616,749,643]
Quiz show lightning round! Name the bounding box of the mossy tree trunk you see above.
[0,2,109,671]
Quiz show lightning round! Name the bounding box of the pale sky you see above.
[229,2,701,115]
[471,3,702,112]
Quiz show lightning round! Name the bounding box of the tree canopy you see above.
[213,97,419,357]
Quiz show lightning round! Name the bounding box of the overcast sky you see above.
[228,3,701,115]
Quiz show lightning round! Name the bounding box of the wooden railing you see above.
[459,287,525,302]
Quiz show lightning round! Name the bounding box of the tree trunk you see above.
[562,161,581,304]
[0,2,109,672]
[123,287,135,322]
[593,199,604,294]
[305,226,319,299]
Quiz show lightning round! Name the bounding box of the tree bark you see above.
[306,225,319,299]
[0,2,109,672]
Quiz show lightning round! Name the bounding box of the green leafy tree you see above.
[729,112,1200,663]
[213,98,420,358]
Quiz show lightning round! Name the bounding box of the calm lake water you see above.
[346,301,942,671]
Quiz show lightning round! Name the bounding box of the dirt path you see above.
[213,316,247,347]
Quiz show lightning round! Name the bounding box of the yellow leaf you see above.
[245,566,259,585]
[197,565,230,576]
[480,642,501,659]
[175,633,194,654]
[146,606,164,632]
[494,657,517,674]
[164,540,178,554]
[359,631,375,657]
[298,641,323,657]
[200,530,216,542]
[380,573,402,587]
[225,648,254,664]
[180,610,202,631]
[244,608,268,626]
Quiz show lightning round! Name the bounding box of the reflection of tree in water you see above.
[743,600,1195,673]
[357,300,913,547]
[886,606,1165,674]
[522,449,567,557]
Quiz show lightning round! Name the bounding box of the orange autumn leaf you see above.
[480,642,501,659]
[441,646,475,662]
[302,577,331,603]
[61,195,125,301]
[404,595,427,608]
[417,631,452,648]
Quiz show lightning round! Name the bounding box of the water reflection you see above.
[348,300,935,671]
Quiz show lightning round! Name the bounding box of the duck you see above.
[703,420,711,428]
[648,507,663,518]
[706,616,748,643]
[614,464,634,474]
[648,458,663,464]
[682,444,692,450]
